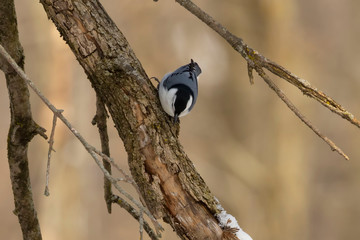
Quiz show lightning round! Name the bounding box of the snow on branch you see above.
[215,199,253,240]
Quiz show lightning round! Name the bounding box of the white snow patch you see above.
[215,199,253,240]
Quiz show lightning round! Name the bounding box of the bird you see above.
[157,59,201,123]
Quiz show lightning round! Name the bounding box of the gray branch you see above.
[0,43,162,240]
[174,0,358,160]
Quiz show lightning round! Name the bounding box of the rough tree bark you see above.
[0,0,45,239]
[39,0,224,239]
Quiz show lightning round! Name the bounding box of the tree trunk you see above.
[39,0,223,239]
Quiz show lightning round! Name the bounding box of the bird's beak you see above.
[173,114,179,123]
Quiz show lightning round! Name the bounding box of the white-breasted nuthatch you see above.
[157,59,201,123]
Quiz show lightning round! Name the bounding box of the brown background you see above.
[1,0,360,239]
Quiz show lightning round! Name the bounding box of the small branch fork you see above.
[256,67,349,160]
[44,109,63,196]
[0,44,162,240]
[173,0,360,160]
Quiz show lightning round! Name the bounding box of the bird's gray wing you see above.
[163,63,199,90]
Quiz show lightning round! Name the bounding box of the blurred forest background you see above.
[1,0,360,239]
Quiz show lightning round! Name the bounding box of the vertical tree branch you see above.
[0,1,46,239]
[92,94,113,213]
[44,110,62,196]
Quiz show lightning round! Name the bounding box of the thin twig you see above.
[112,195,161,240]
[139,208,144,240]
[0,43,163,235]
[92,148,134,184]
[256,67,349,160]
[44,110,63,196]
[88,148,163,235]
[174,0,358,160]
[90,146,162,234]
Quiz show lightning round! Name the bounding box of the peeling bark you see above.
[39,0,222,239]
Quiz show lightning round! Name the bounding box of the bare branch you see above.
[0,1,43,239]
[112,195,161,240]
[250,50,360,129]
[44,110,63,196]
[174,0,358,160]
[88,146,163,235]
[0,43,162,238]
[92,148,135,185]
[92,94,112,213]
[256,67,349,160]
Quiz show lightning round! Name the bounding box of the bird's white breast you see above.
[159,85,194,118]
[159,85,177,117]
